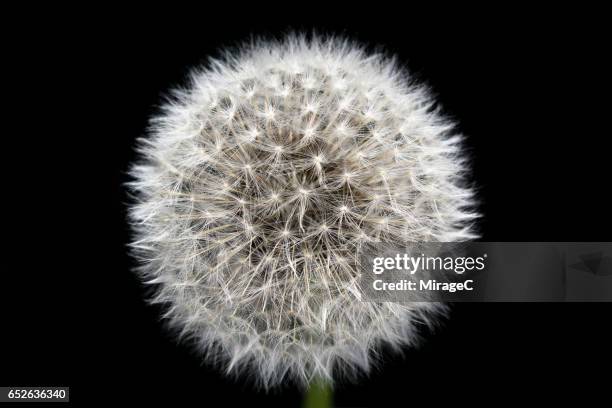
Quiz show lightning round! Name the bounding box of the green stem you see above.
[303,380,333,408]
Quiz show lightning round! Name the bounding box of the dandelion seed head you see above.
[128,35,477,389]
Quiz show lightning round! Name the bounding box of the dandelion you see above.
[128,35,477,389]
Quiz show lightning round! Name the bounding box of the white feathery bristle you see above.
[128,35,478,389]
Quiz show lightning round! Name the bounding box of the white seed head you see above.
[128,35,477,389]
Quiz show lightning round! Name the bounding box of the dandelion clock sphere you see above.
[129,36,477,388]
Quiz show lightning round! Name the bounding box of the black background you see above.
[3,6,611,406]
